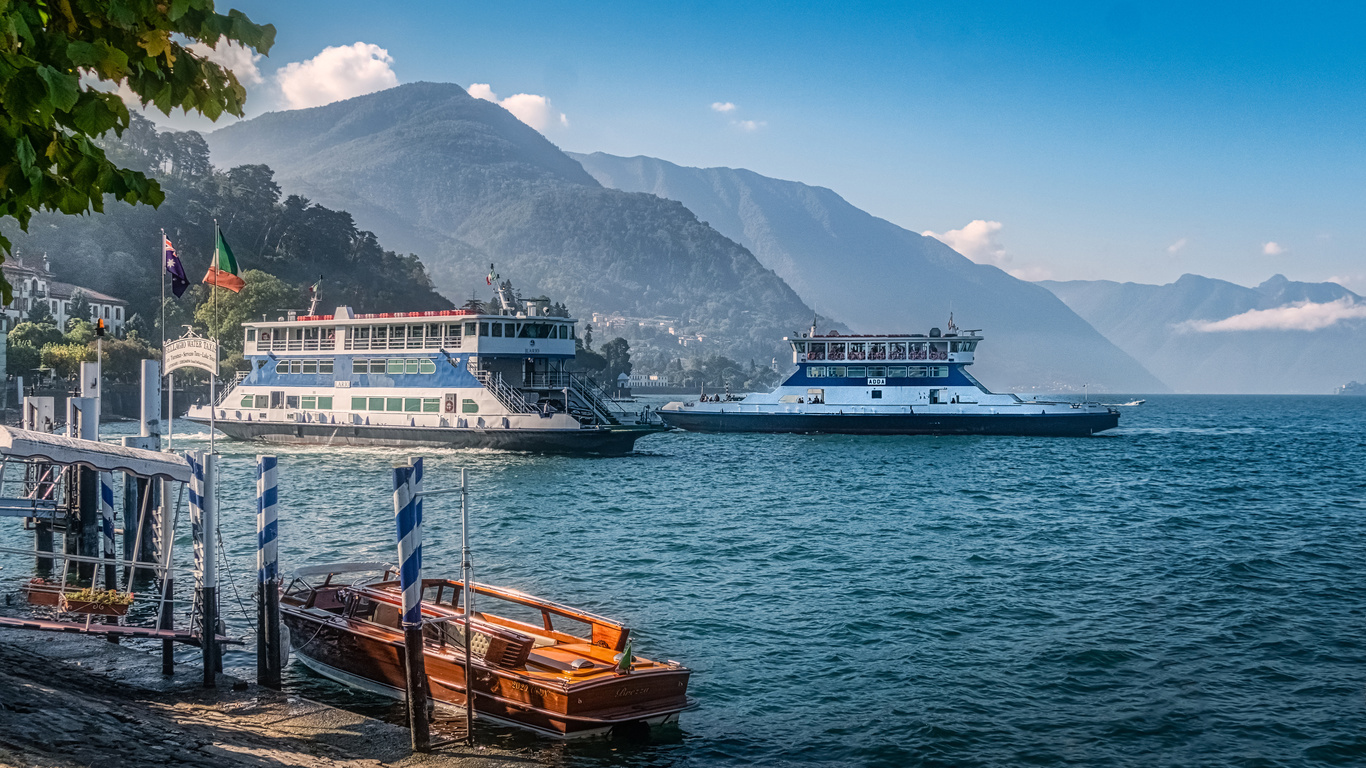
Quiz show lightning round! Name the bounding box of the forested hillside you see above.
[7,114,451,335]
[206,82,823,366]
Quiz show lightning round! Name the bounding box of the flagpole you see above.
[209,221,218,455]
[161,229,168,451]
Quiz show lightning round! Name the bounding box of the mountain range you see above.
[1040,275,1366,393]
[206,82,819,367]
[571,152,1165,392]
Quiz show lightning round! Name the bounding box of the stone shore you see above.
[0,631,545,768]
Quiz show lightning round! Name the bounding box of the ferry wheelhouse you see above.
[658,321,1119,436]
[186,288,664,454]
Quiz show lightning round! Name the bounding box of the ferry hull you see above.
[659,409,1119,437]
[189,418,664,455]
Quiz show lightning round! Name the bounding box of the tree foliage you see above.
[599,337,632,384]
[0,0,275,300]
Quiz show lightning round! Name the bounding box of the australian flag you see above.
[164,235,190,297]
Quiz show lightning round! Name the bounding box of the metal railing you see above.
[472,370,533,414]
[523,372,571,388]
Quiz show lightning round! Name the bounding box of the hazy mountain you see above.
[572,152,1166,393]
[1040,275,1366,393]
[207,83,820,365]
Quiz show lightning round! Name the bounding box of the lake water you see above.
[4,395,1365,766]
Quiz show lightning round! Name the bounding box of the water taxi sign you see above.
[164,333,219,375]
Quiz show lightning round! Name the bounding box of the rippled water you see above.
[8,395,1366,766]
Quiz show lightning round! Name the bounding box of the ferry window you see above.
[405,359,420,375]
[828,343,845,361]
[793,341,806,353]
[404,398,421,412]
[950,341,960,353]
[427,323,440,340]
[871,390,883,399]
[368,397,385,411]
[301,396,317,409]
[320,360,334,374]
[965,342,977,352]
[286,395,300,409]
[479,322,489,336]
[849,343,867,360]
[888,366,907,377]
[254,395,269,408]
[808,366,825,378]
[890,342,907,360]
[247,329,257,341]
[369,360,386,374]
[807,343,825,360]
[461,398,479,413]
[848,367,867,378]
[289,360,303,374]
[908,366,925,377]
[870,343,886,360]
[318,396,333,409]
[934,367,948,377]
[419,360,436,374]
[570,325,576,339]
[275,361,289,374]
[868,366,886,377]
[422,398,440,412]
[832,366,847,378]
[465,322,476,336]
[448,323,462,338]
[240,395,254,407]
[491,322,502,337]
[385,397,403,411]
[391,326,406,343]
[352,359,367,374]
[387,359,404,375]
[505,323,516,337]
[410,325,424,343]
[352,397,367,410]
[302,360,318,374]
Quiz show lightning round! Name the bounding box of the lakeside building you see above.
[1,255,128,334]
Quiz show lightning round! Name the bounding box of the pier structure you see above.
[256,454,282,688]
[393,456,432,752]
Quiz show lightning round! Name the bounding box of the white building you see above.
[2,255,128,334]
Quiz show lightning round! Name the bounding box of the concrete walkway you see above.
[0,631,543,767]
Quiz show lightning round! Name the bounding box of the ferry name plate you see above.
[164,335,219,375]
[867,377,886,385]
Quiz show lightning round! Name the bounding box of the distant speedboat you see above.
[659,319,1120,437]
[281,563,691,739]
[1105,399,1146,407]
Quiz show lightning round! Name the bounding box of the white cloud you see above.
[924,220,1008,266]
[467,83,567,131]
[1179,297,1366,333]
[922,219,1053,281]
[276,42,398,110]
[1167,237,1188,254]
[1263,241,1285,256]
[734,119,766,132]
[187,40,263,86]
[711,101,736,113]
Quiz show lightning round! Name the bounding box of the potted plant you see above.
[60,587,134,616]
[21,578,62,606]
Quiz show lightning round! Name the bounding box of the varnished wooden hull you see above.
[283,610,690,738]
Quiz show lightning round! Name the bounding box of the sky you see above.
[151,1,1366,292]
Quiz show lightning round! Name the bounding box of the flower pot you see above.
[22,578,62,606]
[60,595,133,616]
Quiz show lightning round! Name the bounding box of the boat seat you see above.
[372,603,402,628]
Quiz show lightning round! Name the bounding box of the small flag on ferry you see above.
[203,228,245,293]
[486,263,498,286]
[309,275,322,295]
[163,235,190,297]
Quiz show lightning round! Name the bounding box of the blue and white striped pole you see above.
[256,455,282,688]
[393,457,431,752]
[100,472,116,590]
[187,450,218,688]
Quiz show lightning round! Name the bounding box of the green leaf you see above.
[14,135,35,169]
[36,65,78,111]
[168,0,192,21]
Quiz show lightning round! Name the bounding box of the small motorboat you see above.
[280,562,691,739]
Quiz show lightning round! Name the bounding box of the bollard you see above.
[158,478,175,675]
[393,457,431,753]
[256,455,282,689]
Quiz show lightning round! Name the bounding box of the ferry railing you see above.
[472,370,534,414]
[568,374,621,426]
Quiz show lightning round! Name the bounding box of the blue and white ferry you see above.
[186,287,665,455]
[659,320,1120,436]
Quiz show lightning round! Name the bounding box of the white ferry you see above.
[186,286,665,455]
[659,320,1120,436]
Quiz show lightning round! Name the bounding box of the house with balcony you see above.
[1,255,128,334]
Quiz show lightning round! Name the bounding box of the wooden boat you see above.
[280,562,691,739]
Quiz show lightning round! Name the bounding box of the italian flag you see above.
[203,229,245,293]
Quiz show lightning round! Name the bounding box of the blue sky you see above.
[175,1,1366,290]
